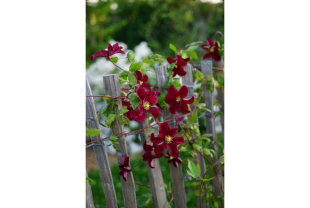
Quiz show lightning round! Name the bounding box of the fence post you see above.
[103,74,137,208]
[213,60,224,137]
[155,65,187,208]
[201,61,224,208]
[139,120,168,208]
[182,64,208,208]
[86,78,118,208]
[86,169,95,208]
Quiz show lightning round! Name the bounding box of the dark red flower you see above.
[142,141,165,168]
[118,155,132,181]
[177,49,190,62]
[166,54,188,77]
[135,71,151,91]
[165,85,194,114]
[122,99,134,120]
[130,87,161,122]
[90,43,125,61]
[150,122,184,158]
[164,150,182,168]
[200,38,222,61]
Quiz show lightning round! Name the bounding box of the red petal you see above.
[121,155,127,164]
[211,52,222,62]
[168,85,178,97]
[146,107,161,122]
[176,54,182,63]
[124,156,130,167]
[202,52,212,60]
[148,159,155,168]
[122,171,128,181]
[119,170,125,176]
[169,102,181,114]
[150,133,164,144]
[112,43,119,51]
[165,94,177,105]
[159,122,170,135]
[168,143,179,158]
[135,71,143,81]
[136,87,147,101]
[154,153,164,159]
[179,86,188,99]
[200,44,210,51]
[141,75,148,82]
[156,133,165,140]
[130,106,146,122]
[140,83,151,91]
[179,102,190,114]
[108,43,113,54]
[142,152,153,161]
[167,57,175,64]
[173,160,178,168]
[183,96,194,104]
[145,91,158,106]
[143,141,153,152]
[172,136,184,145]
[174,66,187,77]
[169,126,178,137]
[206,38,214,47]
[90,50,108,61]
[154,143,166,153]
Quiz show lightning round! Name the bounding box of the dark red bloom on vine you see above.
[118,155,132,181]
[122,99,134,120]
[90,43,125,61]
[165,85,194,114]
[166,54,188,77]
[150,122,184,158]
[142,141,165,168]
[200,38,222,61]
[130,87,161,122]
[135,71,151,91]
[164,150,182,168]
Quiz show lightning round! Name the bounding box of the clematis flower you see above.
[118,155,132,181]
[164,150,182,168]
[130,87,161,122]
[150,122,184,158]
[200,38,222,61]
[165,85,194,114]
[142,141,165,168]
[122,99,134,120]
[166,54,188,77]
[135,71,151,91]
[90,43,125,61]
[177,49,190,62]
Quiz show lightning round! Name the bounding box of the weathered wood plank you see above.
[213,59,224,137]
[86,169,95,208]
[139,120,168,208]
[155,65,187,208]
[86,78,118,208]
[103,74,137,208]
[201,61,224,208]
[182,64,208,208]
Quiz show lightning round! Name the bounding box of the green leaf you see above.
[219,76,224,86]
[140,63,150,72]
[127,51,135,62]
[137,195,152,207]
[103,95,113,100]
[129,61,143,72]
[190,113,197,123]
[119,71,129,80]
[128,93,140,110]
[86,128,101,137]
[142,130,153,136]
[203,177,214,182]
[203,148,211,156]
[167,62,176,73]
[143,57,151,64]
[188,48,198,59]
[86,177,94,183]
[196,138,202,145]
[128,72,137,85]
[169,43,177,53]
[187,160,200,178]
[112,144,119,150]
[195,70,204,81]
[193,144,201,151]
[189,182,200,186]
[109,136,118,142]
[118,108,129,115]
[106,114,116,125]
[109,57,118,63]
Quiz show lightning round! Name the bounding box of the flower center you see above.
[210,46,215,53]
[139,81,143,85]
[151,150,156,156]
[143,101,150,110]
[174,64,178,68]
[165,135,173,144]
[176,97,181,102]
[170,156,174,160]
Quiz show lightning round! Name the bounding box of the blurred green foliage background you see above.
[86,0,224,68]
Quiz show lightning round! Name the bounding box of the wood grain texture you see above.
[139,120,168,208]
[201,61,224,208]
[103,74,137,208]
[213,59,224,137]
[155,65,187,208]
[86,78,118,208]
[86,169,95,208]
[182,64,208,208]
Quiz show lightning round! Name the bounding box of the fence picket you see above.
[201,61,224,208]
[155,65,187,208]
[86,169,95,208]
[182,64,208,208]
[213,59,224,136]
[103,74,137,208]
[86,78,118,208]
[139,120,168,208]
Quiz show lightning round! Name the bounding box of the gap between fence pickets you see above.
[201,61,224,208]
[155,65,187,208]
[139,119,168,208]
[86,78,118,208]
[103,74,137,208]
[182,64,208,208]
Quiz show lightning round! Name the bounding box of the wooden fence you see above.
[86,60,224,208]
